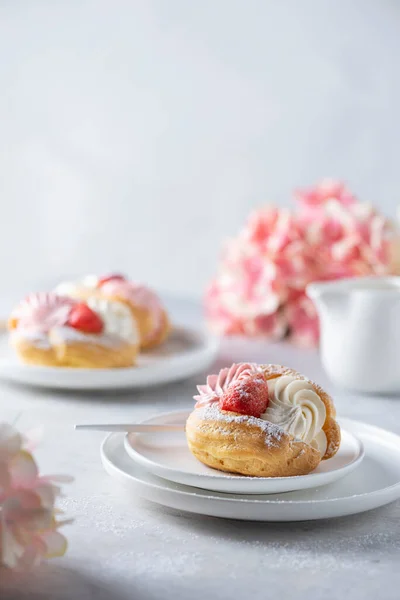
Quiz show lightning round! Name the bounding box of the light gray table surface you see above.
[1,296,400,600]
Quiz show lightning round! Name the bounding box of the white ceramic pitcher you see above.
[307,276,400,394]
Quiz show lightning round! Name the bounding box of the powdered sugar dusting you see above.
[234,374,266,399]
[199,403,285,447]
[260,363,300,378]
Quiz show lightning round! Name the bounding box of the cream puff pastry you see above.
[186,363,341,477]
[8,292,140,368]
[55,273,170,349]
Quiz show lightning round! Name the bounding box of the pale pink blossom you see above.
[0,423,72,570]
[285,293,319,348]
[295,178,357,220]
[205,180,399,346]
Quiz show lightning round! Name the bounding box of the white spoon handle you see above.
[75,423,185,433]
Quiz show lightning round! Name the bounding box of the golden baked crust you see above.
[10,339,58,367]
[186,363,341,477]
[142,311,170,350]
[186,404,321,477]
[10,334,138,368]
[258,364,341,459]
[51,339,138,368]
[8,291,140,368]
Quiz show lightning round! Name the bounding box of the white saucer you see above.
[101,418,400,521]
[124,410,364,494]
[0,326,219,390]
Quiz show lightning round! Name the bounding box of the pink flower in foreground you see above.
[0,423,72,570]
[205,180,399,346]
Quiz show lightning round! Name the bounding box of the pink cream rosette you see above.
[194,362,262,408]
[0,423,72,569]
[206,180,399,346]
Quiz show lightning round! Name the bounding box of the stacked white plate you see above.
[101,410,400,521]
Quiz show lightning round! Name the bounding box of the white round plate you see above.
[0,326,219,390]
[123,410,364,494]
[101,418,400,521]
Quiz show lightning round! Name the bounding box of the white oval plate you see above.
[123,410,364,494]
[0,326,219,391]
[101,418,400,521]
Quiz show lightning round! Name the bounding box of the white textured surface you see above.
[0,1,400,298]
[1,297,400,599]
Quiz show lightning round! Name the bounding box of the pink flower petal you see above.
[286,294,320,347]
[0,423,22,460]
[3,491,51,529]
[0,462,11,497]
[41,530,68,559]
[1,520,25,568]
[205,180,396,346]
[0,421,72,570]
[33,483,56,510]
[10,450,38,488]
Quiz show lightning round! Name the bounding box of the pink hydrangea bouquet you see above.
[205,180,400,347]
[0,422,72,569]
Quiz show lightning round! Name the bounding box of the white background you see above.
[1,0,400,299]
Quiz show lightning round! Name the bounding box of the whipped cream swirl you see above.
[99,279,164,344]
[55,278,139,345]
[263,376,327,456]
[85,296,139,344]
